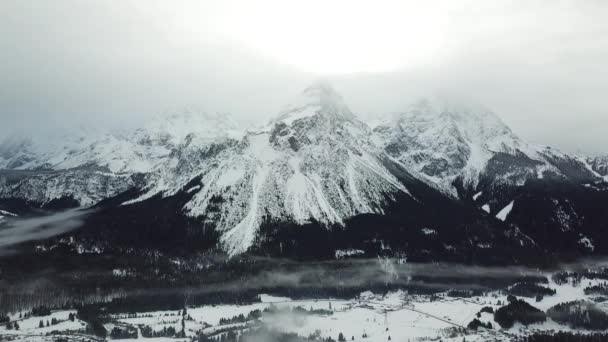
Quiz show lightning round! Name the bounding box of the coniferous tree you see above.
[181,317,186,338]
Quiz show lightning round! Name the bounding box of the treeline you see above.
[37,317,66,328]
[91,290,262,314]
[76,300,189,339]
[290,306,334,316]
[508,282,556,298]
[546,301,608,330]
[446,289,483,298]
[411,274,548,293]
[552,268,608,286]
[141,325,177,338]
[584,282,608,296]
[494,298,546,329]
[467,318,492,330]
[219,309,262,326]
[4,321,20,330]
[31,305,52,316]
[110,326,138,339]
[76,303,108,338]
[0,280,118,315]
[64,281,458,317]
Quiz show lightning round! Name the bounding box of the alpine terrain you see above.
[1,83,607,264]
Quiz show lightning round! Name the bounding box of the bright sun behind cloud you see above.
[226,1,448,74]
[141,0,449,74]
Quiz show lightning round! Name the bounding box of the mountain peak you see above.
[402,96,521,149]
[301,80,342,102]
[372,95,545,193]
[273,81,354,126]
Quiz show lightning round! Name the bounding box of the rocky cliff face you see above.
[588,155,608,178]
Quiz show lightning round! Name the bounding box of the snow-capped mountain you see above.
[1,83,606,261]
[0,110,242,174]
[371,96,608,255]
[0,110,243,216]
[0,169,138,207]
[372,97,596,197]
[131,82,414,255]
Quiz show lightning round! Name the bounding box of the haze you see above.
[1,0,607,154]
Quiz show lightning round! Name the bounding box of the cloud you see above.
[0,209,93,254]
[0,0,607,154]
[122,257,552,299]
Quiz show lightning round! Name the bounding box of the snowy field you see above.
[2,272,608,342]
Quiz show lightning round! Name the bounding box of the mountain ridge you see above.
[1,83,606,261]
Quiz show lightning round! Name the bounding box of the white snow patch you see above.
[186,185,201,193]
[496,200,514,221]
[472,191,482,201]
[112,269,128,277]
[335,248,365,259]
[481,204,490,213]
[215,167,245,188]
[421,227,437,235]
[578,236,594,251]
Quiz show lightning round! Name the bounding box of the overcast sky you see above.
[1,0,607,154]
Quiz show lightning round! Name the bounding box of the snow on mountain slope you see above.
[0,83,603,258]
[52,111,242,174]
[0,111,243,209]
[0,111,243,174]
[373,97,594,196]
[0,129,101,170]
[588,155,608,178]
[0,169,137,206]
[131,83,413,255]
[0,136,37,170]
[133,109,243,149]
[496,200,514,221]
[273,81,356,126]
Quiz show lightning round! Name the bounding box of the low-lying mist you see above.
[0,208,93,255]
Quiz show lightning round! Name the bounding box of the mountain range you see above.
[1,82,607,264]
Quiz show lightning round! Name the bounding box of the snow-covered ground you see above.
[2,273,608,342]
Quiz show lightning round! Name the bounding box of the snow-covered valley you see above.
[3,265,608,342]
